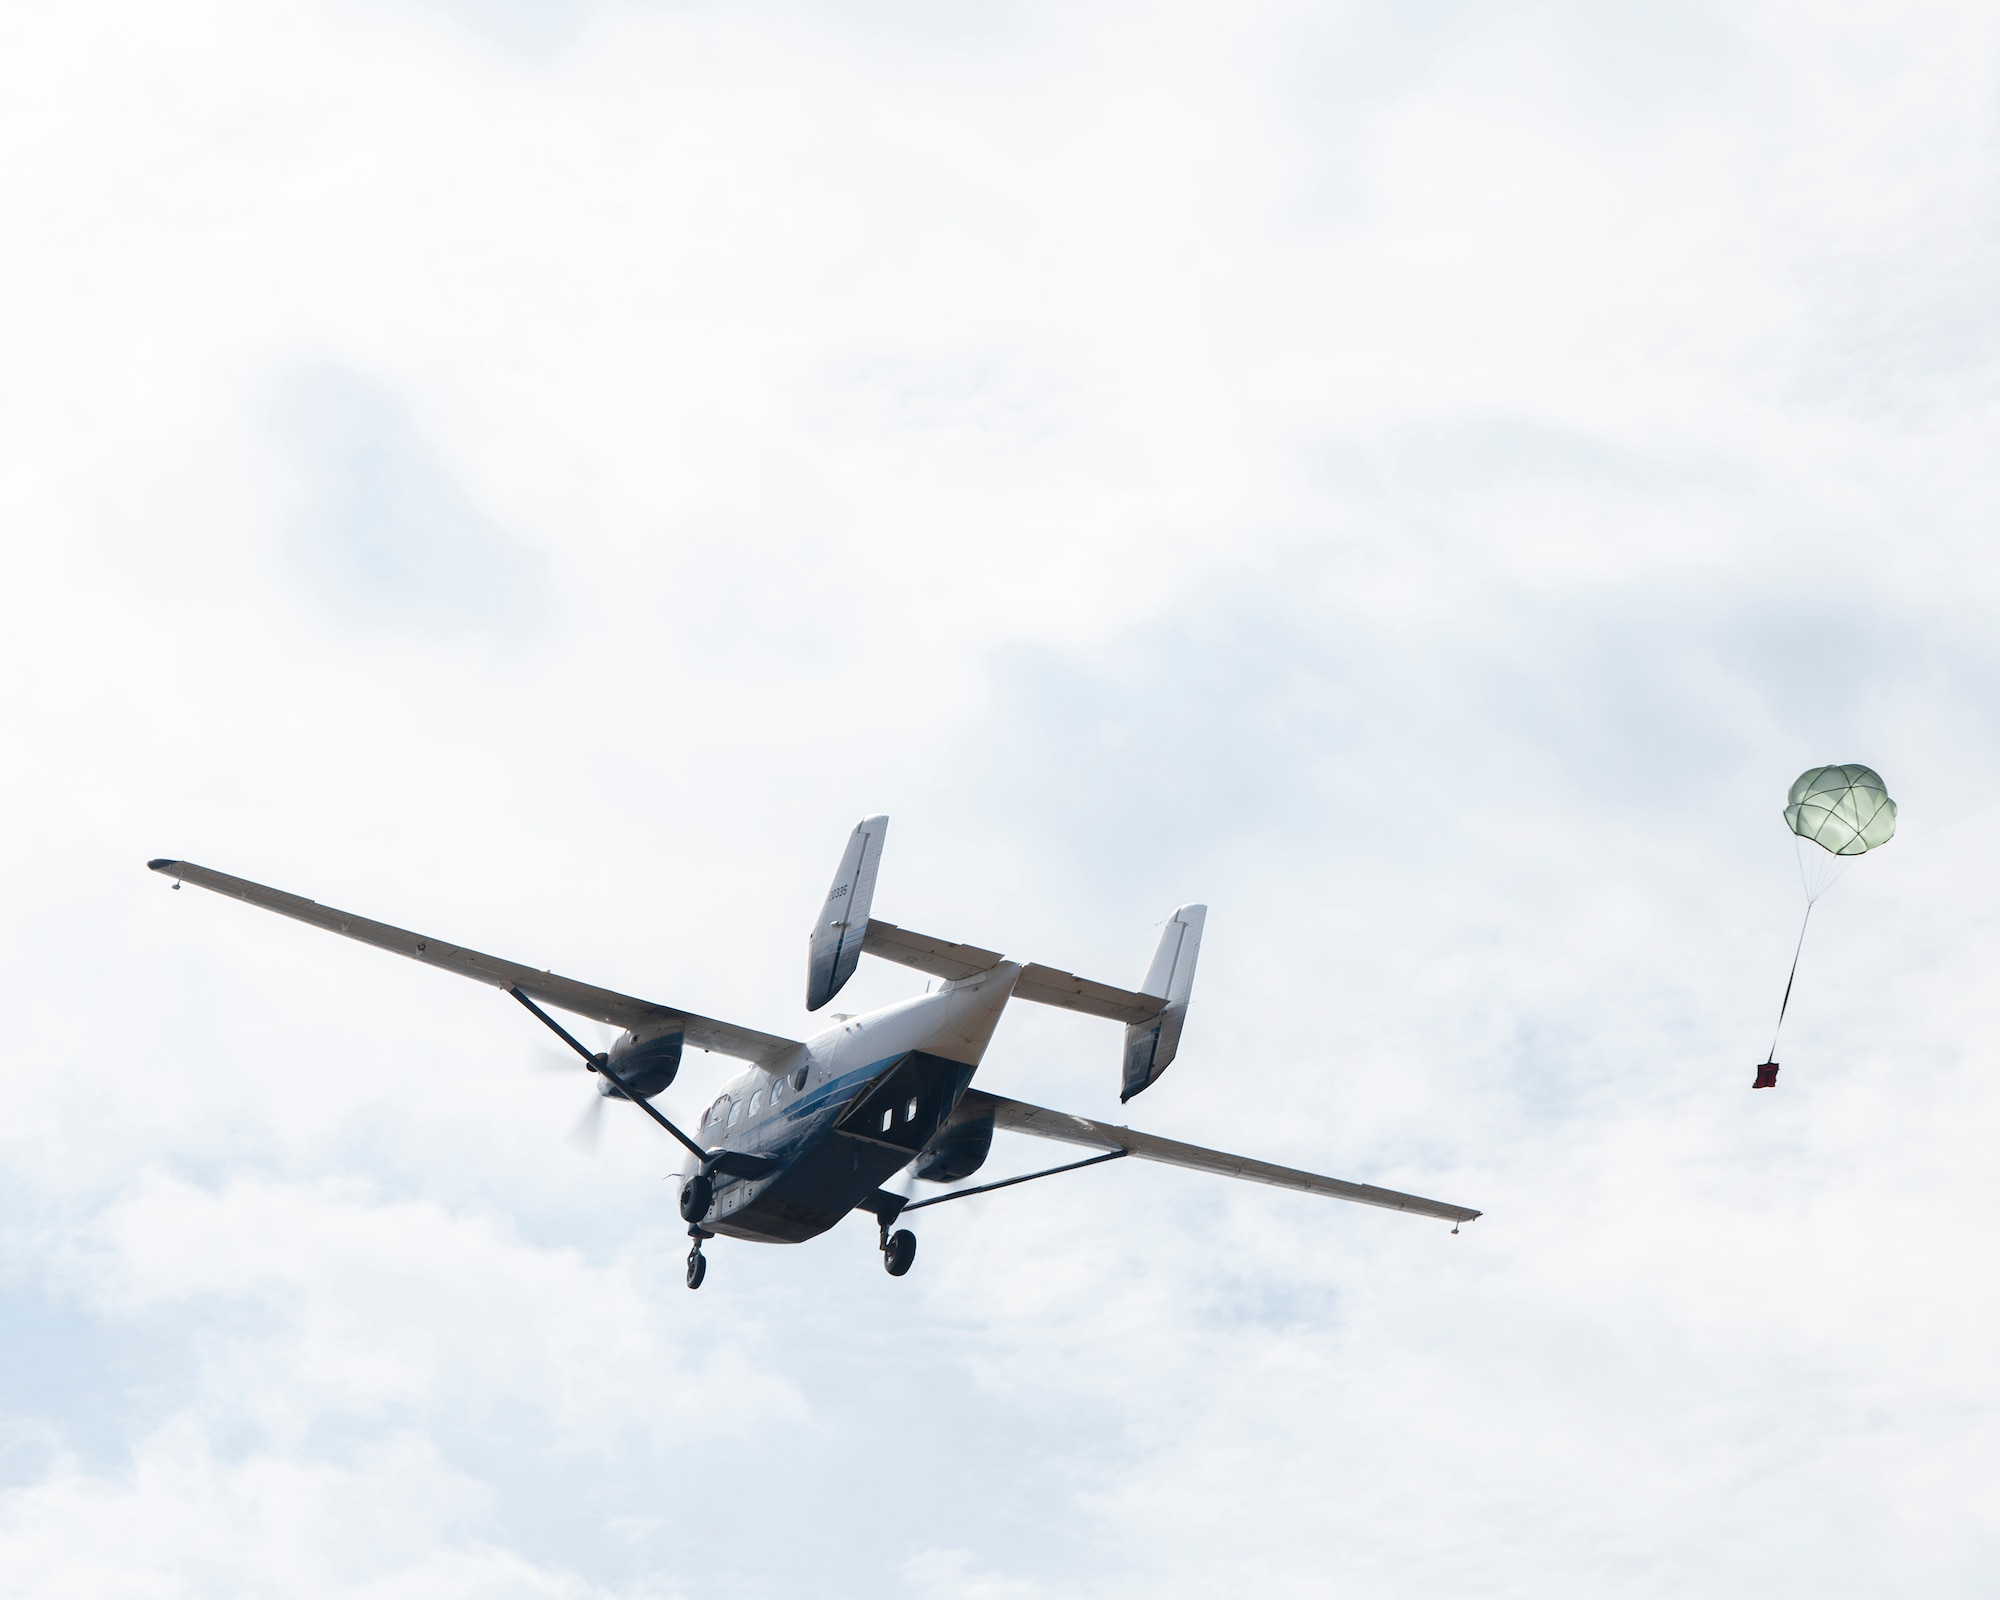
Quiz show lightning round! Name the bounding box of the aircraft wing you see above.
[957,1089,1480,1225]
[147,859,804,1067]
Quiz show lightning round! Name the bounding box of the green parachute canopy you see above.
[1784,764,1897,857]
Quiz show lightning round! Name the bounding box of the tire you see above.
[685,1250,707,1290]
[883,1229,916,1277]
[679,1173,713,1223]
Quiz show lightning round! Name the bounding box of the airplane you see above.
[146,816,1479,1289]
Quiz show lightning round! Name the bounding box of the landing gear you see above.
[882,1228,916,1277]
[686,1225,711,1290]
[679,1172,713,1223]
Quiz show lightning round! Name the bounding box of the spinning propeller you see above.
[529,1028,615,1151]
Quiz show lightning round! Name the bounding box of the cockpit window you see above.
[749,1091,763,1116]
[704,1096,730,1129]
[727,1100,743,1128]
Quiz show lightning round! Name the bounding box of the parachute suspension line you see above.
[1771,837,1842,1062]
[1795,835,1848,905]
[1766,899,1815,1063]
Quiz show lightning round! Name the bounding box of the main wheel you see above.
[679,1173,713,1223]
[686,1248,707,1290]
[883,1229,916,1277]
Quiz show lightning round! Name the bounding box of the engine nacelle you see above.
[911,1109,994,1184]
[602,1023,683,1100]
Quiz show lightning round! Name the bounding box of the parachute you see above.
[1755,764,1897,1089]
[1786,762,1897,856]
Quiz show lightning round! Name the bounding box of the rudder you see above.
[807,815,888,1010]
[1121,904,1205,1102]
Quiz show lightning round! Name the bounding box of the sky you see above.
[4,0,2000,1595]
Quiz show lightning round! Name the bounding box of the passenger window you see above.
[905,1096,918,1123]
[750,1091,763,1115]
[880,1108,893,1133]
[727,1100,742,1128]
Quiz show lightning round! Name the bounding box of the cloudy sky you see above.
[5,1,2000,1594]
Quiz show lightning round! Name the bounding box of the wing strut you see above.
[508,986,709,1162]
[901,1149,1130,1212]
[960,1089,1481,1226]
[858,1148,1130,1227]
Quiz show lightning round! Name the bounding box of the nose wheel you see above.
[686,1225,711,1290]
[882,1227,916,1277]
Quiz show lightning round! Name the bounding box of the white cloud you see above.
[0,1424,668,1599]
[903,1546,1049,1600]
[3,0,2000,1594]
[272,363,548,638]
[69,1173,798,1443]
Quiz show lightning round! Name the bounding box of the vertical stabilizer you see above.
[1121,904,1206,1102]
[807,815,888,1010]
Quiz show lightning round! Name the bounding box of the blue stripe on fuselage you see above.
[697,1052,903,1173]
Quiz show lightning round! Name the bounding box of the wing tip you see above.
[147,858,179,873]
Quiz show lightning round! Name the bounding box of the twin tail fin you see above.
[806,815,1205,1102]
[1120,905,1205,1101]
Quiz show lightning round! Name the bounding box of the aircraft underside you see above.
[701,1050,978,1244]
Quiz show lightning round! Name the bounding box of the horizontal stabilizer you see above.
[147,859,803,1067]
[959,1089,1480,1226]
[861,919,1165,1026]
[1013,963,1163,1026]
[860,919,1003,983]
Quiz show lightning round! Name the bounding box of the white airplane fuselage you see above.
[666,961,1022,1243]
